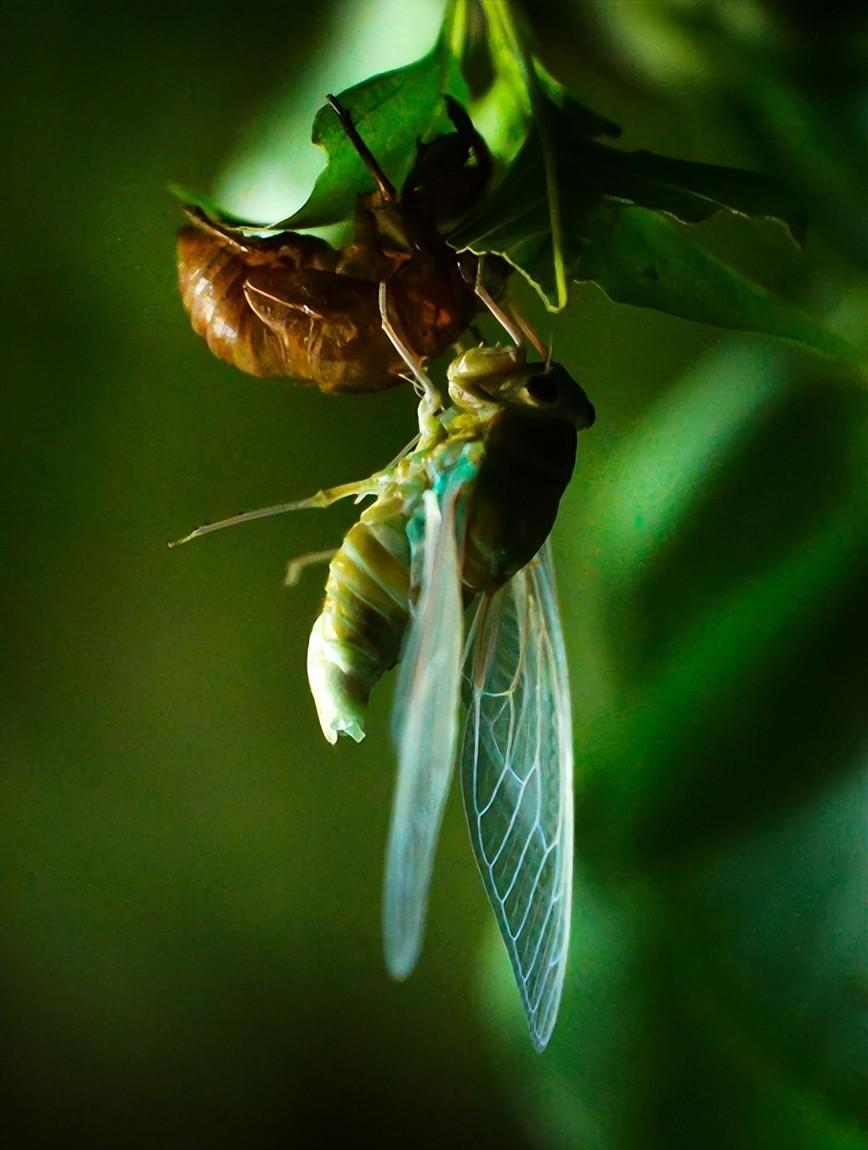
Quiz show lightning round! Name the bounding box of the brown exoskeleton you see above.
[177,95,498,394]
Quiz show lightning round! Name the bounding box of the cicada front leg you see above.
[169,472,388,549]
[377,281,446,447]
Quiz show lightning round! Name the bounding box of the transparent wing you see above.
[461,540,574,1051]
[383,480,465,980]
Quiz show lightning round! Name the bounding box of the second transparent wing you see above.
[383,482,465,980]
[461,541,574,1051]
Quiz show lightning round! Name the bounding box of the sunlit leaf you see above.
[166,182,267,229]
[448,0,536,166]
[276,44,468,230]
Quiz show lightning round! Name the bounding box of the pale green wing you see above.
[461,541,574,1051]
[384,481,465,980]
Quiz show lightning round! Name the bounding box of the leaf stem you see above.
[478,0,568,307]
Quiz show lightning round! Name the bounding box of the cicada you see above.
[177,96,496,393]
[173,337,595,1049]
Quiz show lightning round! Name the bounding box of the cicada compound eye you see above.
[525,373,560,405]
[516,364,596,429]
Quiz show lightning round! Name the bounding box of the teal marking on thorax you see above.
[432,443,479,497]
[405,440,481,583]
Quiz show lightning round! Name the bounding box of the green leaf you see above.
[461,0,533,163]
[579,206,857,361]
[533,64,621,141]
[450,4,814,339]
[274,43,468,231]
[610,147,806,242]
[166,182,267,230]
[452,125,856,360]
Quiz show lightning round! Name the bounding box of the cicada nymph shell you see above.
[177,97,493,394]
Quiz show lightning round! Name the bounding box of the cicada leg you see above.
[182,207,252,257]
[505,299,549,360]
[471,257,550,360]
[472,261,523,348]
[337,200,405,280]
[168,474,385,548]
[377,281,444,445]
[284,547,338,587]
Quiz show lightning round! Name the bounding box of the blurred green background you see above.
[3,2,866,1147]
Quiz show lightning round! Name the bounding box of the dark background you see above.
[3,2,866,1147]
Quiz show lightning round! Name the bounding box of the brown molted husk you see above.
[177,212,481,394]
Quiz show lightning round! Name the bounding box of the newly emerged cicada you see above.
[174,334,595,1050]
[177,96,494,393]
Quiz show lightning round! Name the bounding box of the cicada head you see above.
[499,363,596,430]
[448,346,596,430]
[447,344,524,414]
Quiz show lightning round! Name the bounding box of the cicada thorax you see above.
[439,347,597,593]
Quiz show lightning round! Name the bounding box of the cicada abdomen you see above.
[307,514,412,743]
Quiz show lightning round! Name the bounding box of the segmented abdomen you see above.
[177,215,410,393]
[307,516,412,744]
[177,212,480,394]
[178,225,276,376]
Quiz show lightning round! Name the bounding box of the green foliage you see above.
[580,349,867,859]
[6,0,866,1147]
[572,208,853,359]
[275,43,467,230]
[175,0,859,362]
[447,0,855,358]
